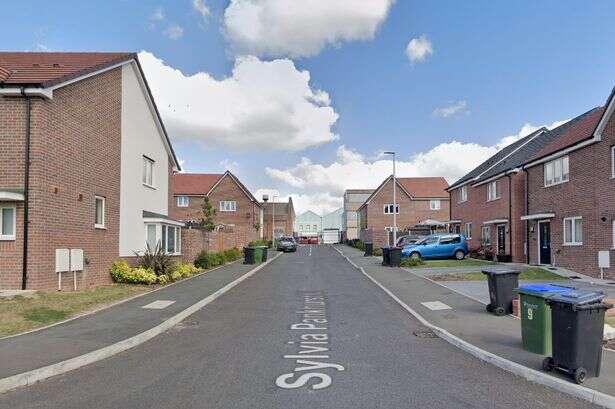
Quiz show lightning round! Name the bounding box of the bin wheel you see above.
[542,357,554,372]
[573,368,587,384]
[486,304,493,313]
[494,306,506,316]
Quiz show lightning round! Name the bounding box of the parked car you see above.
[308,237,319,245]
[401,234,468,260]
[297,236,310,245]
[277,236,298,252]
[396,234,424,247]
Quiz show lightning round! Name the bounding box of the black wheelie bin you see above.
[482,268,521,316]
[381,247,391,266]
[543,291,612,384]
[364,242,374,257]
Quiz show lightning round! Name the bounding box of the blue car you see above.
[401,234,468,260]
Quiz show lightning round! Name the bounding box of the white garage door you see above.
[322,229,340,244]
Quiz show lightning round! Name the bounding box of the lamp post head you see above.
[262,194,269,202]
[383,151,395,155]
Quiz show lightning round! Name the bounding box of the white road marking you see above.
[421,301,452,311]
[142,300,176,309]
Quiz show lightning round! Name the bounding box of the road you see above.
[0,245,598,408]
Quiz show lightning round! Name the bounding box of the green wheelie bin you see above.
[514,284,575,355]
[253,246,264,263]
[259,245,268,262]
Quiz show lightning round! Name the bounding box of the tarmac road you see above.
[0,245,599,409]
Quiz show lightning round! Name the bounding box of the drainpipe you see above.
[506,174,512,258]
[523,168,529,264]
[20,88,32,290]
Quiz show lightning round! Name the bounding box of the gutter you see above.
[20,88,32,290]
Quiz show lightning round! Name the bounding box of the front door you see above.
[497,225,506,255]
[538,221,551,265]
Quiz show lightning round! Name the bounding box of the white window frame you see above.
[144,223,181,255]
[544,156,569,187]
[313,224,318,232]
[429,199,441,210]
[384,226,398,232]
[458,186,468,203]
[219,200,237,212]
[464,222,472,239]
[94,196,106,229]
[481,225,491,246]
[383,204,399,214]
[177,196,190,207]
[611,146,615,179]
[145,223,157,250]
[487,181,499,201]
[142,156,155,188]
[563,216,582,246]
[0,205,16,241]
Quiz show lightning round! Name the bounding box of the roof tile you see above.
[398,177,449,198]
[172,173,223,195]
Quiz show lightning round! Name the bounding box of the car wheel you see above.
[454,250,465,260]
[410,252,421,260]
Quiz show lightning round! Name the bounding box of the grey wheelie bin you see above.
[482,268,521,316]
[543,291,612,384]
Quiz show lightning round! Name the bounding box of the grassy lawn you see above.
[0,284,151,337]
[607,317,615,327]
[431,267,567,282]
[412,259,496,269]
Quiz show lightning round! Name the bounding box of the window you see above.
[383,204,399,214]
[430,200,441,210]
[481,226,491,246]
[458,186,468,203]
[160,225,181,254]
[440,236,461,244]
[563,217,582,245]
[299,224,303,231]
[544,156,569,187]
[219,201,237,212]
[0,206,16,240]
[146,224,157,250]
[487,181,499,201]
[95,196,105,229]
[177,196,190,207]
[464,222,472,239]
[142,156,154,187]
[384,226,398,232]
[313,224,318,232]
[611,146,615,178]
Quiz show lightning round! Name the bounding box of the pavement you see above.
[336,245,615,403]
[0,245,599,408]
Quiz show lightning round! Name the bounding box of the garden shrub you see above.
[373,248,383,257]
[136,243,175,277]
[157,275,169,285]
[400,257,425,268]
[169,270,182,282]
[174,263,200,279]
[110,261,157,285]
[223,248,242,262]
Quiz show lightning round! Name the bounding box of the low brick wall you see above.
[360,228,389,248]
[181,226,259,264]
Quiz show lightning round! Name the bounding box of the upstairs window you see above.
[219,201,236,212]
[544,156,569,187]
[177,196,190,207]
[383,204,399,214]
[430,200,441,210]
[458,185,468,203]
[142,156,154,187]
[0,205,16,240]
[94,196,105,229]
[487,181,499,201]
[313,224,318,231]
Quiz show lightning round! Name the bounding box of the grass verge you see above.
[0,284,151,337]
[607,317,615,327]
[430,267,567,282]
[412,259,496,269]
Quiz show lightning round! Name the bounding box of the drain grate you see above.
[413,328,438,338]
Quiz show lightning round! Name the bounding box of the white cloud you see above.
[432,100,468,118]
[254,189,341,215]
[139,51,339,151]
[163,24,184,39]
[150,7,165,22]
[266,119,569,201]
[219,159,239,173]
[405,35,433,63]
[193,0,211,22]
[223,0,395,58]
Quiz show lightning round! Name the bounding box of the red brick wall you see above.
[450,173,526,262]
[181,225,259,263]
[526,111,615,278]
[363,178,449,247]
[1,68,123,290]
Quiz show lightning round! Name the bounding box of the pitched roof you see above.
[527,107,605,163]
[262,201,290,216]
[172,173,223,195]
[397,177,449,198]
[0,52,135,87]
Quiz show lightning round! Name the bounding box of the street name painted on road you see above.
[276,290,345,390]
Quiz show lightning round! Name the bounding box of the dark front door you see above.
[497,225,506,255]
[539,222,551,265]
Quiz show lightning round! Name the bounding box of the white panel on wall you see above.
[55,249,70,273]
[70,249,84,271]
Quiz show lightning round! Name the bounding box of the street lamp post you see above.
[272,195,278,248]
[384,151,397,246]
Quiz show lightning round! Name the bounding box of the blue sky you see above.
[2,1,615,213]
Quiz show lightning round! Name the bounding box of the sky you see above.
[2,0,615,215]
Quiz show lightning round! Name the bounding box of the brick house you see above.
[261,198,295,240]
[521,88,615,279]
[342,189,374,241]
[358,176,449,247]
[0,52,182,290]
[446,127,563,262]
[171,171,262,246]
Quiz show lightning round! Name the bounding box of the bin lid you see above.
[515,283,576,297]
[546,290,606,306]
[481,268,521,276]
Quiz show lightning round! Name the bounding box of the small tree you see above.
[200,197,216,231]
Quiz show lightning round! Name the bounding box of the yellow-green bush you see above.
[169,270,182,282]
[109,261,157,285]
[174,263,200,279]
[157,275,169,285]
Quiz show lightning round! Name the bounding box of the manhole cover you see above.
[413,328,437,338]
